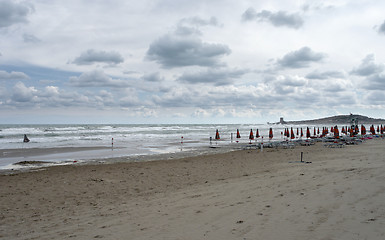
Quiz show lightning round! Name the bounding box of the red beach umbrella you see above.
[236,129,241,139]
[306,127,311,138]
[290,127,295,139]
[269,128,273,140]
[334,126,339,139]
[256,129,260,138]
[249,129,254,140]
[313,127,316,136]
[301,128,303,137]
[370,125,375,135]
[296,128,299,136]
[215,129,220,140]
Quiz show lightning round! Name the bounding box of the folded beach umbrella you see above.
[296,128,299,136]
[361,125,365,135]
[269,128,273,140]
[235,129,241,143]
[256,129,260,138]
[290,127,295,139]
[306,127,311,138]
[334,126,339,139]
[313,127,316,136]
[236,129,241,139]
[301,128,304,137]
[249,129,254,140]
[370,125,375,135]
[215,129,220,140]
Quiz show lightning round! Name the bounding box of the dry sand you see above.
[1,139,385,239]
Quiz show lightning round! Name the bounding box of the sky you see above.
[1,0,385,124]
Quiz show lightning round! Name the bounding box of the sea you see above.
[0,123,343,171]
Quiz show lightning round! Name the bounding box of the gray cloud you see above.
[119,93,141,108]
[72,49,124,65]
[0,0,33,28]
[350,54,384,76]
[378,20,385,35]
[179,16,220,27]
[142,72,164,82]
[146,34,231,68]
[69,70,130,88]
[366,91,385,104]
[152,85,264,108]
[242,8,304,29]
[177,68,248,86]
[23,33,41,43]
[277,47,326,68]
[0,70,29,80]
[174,16,221,36]
[306,70,345,79]
[301,3,335,12]
[364,73,385,90]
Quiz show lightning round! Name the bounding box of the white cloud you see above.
[12,82,37,102]
[0,70,29,80]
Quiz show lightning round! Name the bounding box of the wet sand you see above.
[1,139,385,239]
[0,147,111,159]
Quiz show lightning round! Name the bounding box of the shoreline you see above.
[1,138,385,239]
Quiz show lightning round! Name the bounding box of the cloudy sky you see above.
[1,0,385,124]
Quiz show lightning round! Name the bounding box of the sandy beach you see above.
[1,138,385,239]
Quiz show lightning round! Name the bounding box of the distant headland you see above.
[275,114,385,125]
